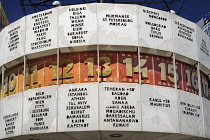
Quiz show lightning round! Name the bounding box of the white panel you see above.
[22,86,57,135]
[141,85,179,133]
[58,4,97,47]
[58,84,98,131]
[172,14,198,61]
[138,6,173,52]
[100,83,141,131]
[3,17,25,64]
[197,26,210,70]
[178,90,204,137]
[98,4,138,46]
[0,28,5,66]
[203,98,210,139]
[1,92,23,138]
[25,8,57,55]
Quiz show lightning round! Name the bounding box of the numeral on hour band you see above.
[9,73,17,91]
[84,57,94,76]
[25,65,38,86]
[30,65,38,84]
[123,57,148,78]
[158,62,178,83]
[140,59,148,78]
[123,58,133,77]
[49,59,74,80]
[201,77,208,96]
[185,69,198,89]
[49,61,57,80]
[4,76,8,94]
[97,57,112,77]
[4,73,17,95]
[84,57,112,77]
[60,59,74,79]
[192,72,199,89]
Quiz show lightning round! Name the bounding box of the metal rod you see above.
[21,1,96,6]
[33,0,53,5]
[162,0,171,12]
[114,0,179,4]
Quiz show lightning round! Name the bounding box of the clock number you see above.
[84,57,94,77]
[4,76,8,94]
[49,59,74,80]
[4,73,17,95]
[185,69,198,89]
[158,62,178,83]
[97,57,112,77]
[123,57,148,78]
[140,59,148,79]
[30,65,38,84]
[192,72,198,89]
[9,73,17,91]
[49,61,57,80]
[123,58,132,77]
[25,65,38,86]
[201,77,208,96]
[60,59,74,79]
[158,62,167,81]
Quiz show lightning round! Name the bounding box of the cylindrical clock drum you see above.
[0,3,210,140]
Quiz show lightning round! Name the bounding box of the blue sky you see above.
[1,0,210,24]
